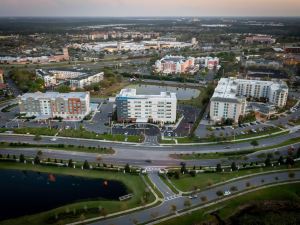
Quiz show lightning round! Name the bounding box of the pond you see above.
[126,84,200,100]
[0,169,127,221]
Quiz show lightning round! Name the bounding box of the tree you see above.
[124,163,130,173]
[83,160,90,169]
[33,134,42,141]
[170,204,177,213]
[68,159,73,167]
[250,140,259,148]
[34,155,40,164]
[19,154,25,163]
[278,156,284,165]
[57,85,71,93]
[184,199,191,207]
[216,163,222,172]
[286,156,295,166]
[180,163,187,174]
[231,162,238,171]
[265,157,271,167]
[297,147,300,158]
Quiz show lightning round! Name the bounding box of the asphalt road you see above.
[0,130,299,167]
[87,171,300,225]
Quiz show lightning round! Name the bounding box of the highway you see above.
[0,130,299,167]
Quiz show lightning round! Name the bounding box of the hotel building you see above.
[18,92,91,121]
[210,78,288,124]
[155,55,195,74]
[116,89,177,123]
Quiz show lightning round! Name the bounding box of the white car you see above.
[50,138,57,142]
[224,190,231,196]
[189,194,198,199]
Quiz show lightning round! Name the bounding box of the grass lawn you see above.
[0,162,154,225]
[169,163,300,192]
[6,127,142,143]
[59,128,142,143]
[157,183,300,225]
[170,136,300,160]
[175,127,285,144]
[160,139,176,144]
[170,149,254,160]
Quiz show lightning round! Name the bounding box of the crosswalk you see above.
[164,194,181,201]
[143,135,159,146]
[144,167,166,172]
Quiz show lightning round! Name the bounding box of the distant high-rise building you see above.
[191,37,198,45]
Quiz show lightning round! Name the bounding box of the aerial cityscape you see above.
[0,1,300,225]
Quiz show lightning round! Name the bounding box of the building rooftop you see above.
[20,91,89,100]
[117,88,176,99]
[70,72,103,81]
[211,77,288,103]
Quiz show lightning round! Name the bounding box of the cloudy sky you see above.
[0,0,299,17]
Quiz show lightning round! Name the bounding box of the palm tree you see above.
[170,204,177,213]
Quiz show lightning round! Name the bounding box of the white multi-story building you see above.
[210,78,288,124]
[18,92,91,121]
[48,69,86,80]
[36,69,57,87]
[69,72,104,89]
[116,89,177,124]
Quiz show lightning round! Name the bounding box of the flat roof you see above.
[117,88,176,99]
[20,91,89,100]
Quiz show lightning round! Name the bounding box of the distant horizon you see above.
[0,0,299,17]
[0,16,299,18]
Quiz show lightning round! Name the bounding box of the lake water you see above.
[0,169,127,221]
[126,84,200,100]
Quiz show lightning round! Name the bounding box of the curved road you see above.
[0,131,299,167]
[71,170,300,225]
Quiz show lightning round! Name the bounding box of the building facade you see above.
[155,55,195,74]
[18,92,91,121]
[245,35,276,44]
[36,69,104,88]
[69,72,104,89]
[116,89,177,124]
[196,57,220,69]
[210,78,288,124]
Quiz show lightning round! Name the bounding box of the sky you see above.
[0,0,299,17]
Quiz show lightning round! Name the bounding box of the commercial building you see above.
[69,72,104,89]
[36,69,104,88]
[196,57,220,70]
[155,55,195,74]
[245,35,276,44]
[116,89,177,124]
[284,47,300,54]
[18,92,91,121]
[0,48,69,64]
[36,69,57,87]
[210,78,288,124]
[245,59,282,70]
